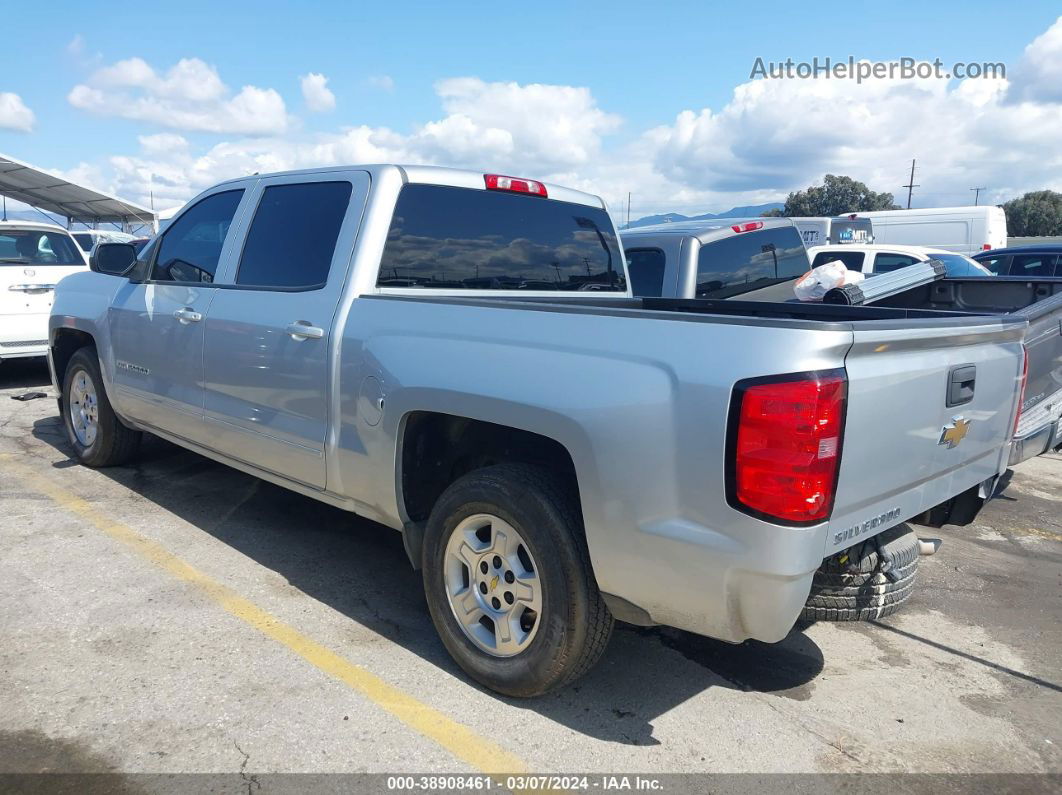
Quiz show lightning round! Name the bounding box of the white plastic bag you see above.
[793,260,865,301]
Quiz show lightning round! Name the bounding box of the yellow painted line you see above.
[1,453,527,776]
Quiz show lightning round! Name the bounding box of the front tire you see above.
[422,464,613,697]
[61,347,141,467]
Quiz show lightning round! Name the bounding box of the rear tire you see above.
[422,463,613,697]
[802,525,920,622]
[61,346,141,467]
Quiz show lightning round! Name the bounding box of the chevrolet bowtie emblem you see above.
[939,417,971,448]
[489,575,499,592]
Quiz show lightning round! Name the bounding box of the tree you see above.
[760,208,784,217]
[779,174,900,217]
[1002,190,1062,237]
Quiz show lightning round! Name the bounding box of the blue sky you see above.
[2,0,1061,218]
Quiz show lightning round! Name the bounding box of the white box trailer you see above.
[854,206,1007,255]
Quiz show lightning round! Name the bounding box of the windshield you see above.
[0,228,84,266]
[934,253,993,277]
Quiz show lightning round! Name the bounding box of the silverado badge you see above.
[938,417,971,449]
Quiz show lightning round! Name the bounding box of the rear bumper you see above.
[601,516,828,644]
[1009,418,1062,465]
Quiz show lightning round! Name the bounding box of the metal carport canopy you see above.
[0,152,155,226]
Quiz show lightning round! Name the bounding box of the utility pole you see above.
[902,159,919,209]
[626,192,631,228]
[970,187,986,206]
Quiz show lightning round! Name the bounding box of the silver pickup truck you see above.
[50,165,1027,697]
[622,220,1062,469]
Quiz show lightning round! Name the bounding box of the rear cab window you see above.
[696,226,808,298]
[377,184,625,291]
[0,228,83,266]
[872,253,921,273]
[811,250,865,271]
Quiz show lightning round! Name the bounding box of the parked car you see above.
[973,244,1062,277]
[807,243,994,277]
[51,165,1035,696]
[70,229,135,254]
[625,221,1061,469]
[622,218,810,298]
[791,215,874,247]
[0,221,87,362]
[853,205,1007,255]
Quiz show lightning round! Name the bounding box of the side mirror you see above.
[90,242,138,276]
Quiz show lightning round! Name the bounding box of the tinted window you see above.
[236,182,352,289]
[811,250,865,271]
[872,253,921,273]
[975,255,1010,274]
[0,228,83,266]
[377,185,625,291]
[1008,254,1058,276]
[73,233,94,252]
[152,190,243,283]
[696,227,808,298]
[626,248,666,297]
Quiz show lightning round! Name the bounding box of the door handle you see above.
[174,307,202,324]
[286,321,325,340]
[8,284,57,292]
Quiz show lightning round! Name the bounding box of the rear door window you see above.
[696,227,808,298]
[377,184,625,291]
[152,190,244,283]
[811,250,865,271]
[625,248,666,297]
[237,181,352,289]
[872,253,921,273]
[1008,254,1058,276]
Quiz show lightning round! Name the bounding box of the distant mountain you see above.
[622,201,783,229]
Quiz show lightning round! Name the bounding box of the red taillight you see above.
[484,174,548,197]
[1014,350,1028,435]
[729,371,847,524]
[731,221,764,233]
[982,243,992,250]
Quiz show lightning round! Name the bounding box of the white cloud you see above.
[0,91,35,132]
[365,75,395,92]
[1006,16,1062,104]
[53,17,1062,220]
[301,72,336,112]
[68,57,288,135]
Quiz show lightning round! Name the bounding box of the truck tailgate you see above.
[825,318,1026,554]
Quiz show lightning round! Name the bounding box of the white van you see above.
[791,216,874,247]
[854,206,1007,255]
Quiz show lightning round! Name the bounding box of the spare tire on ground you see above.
[802,524,920,622]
